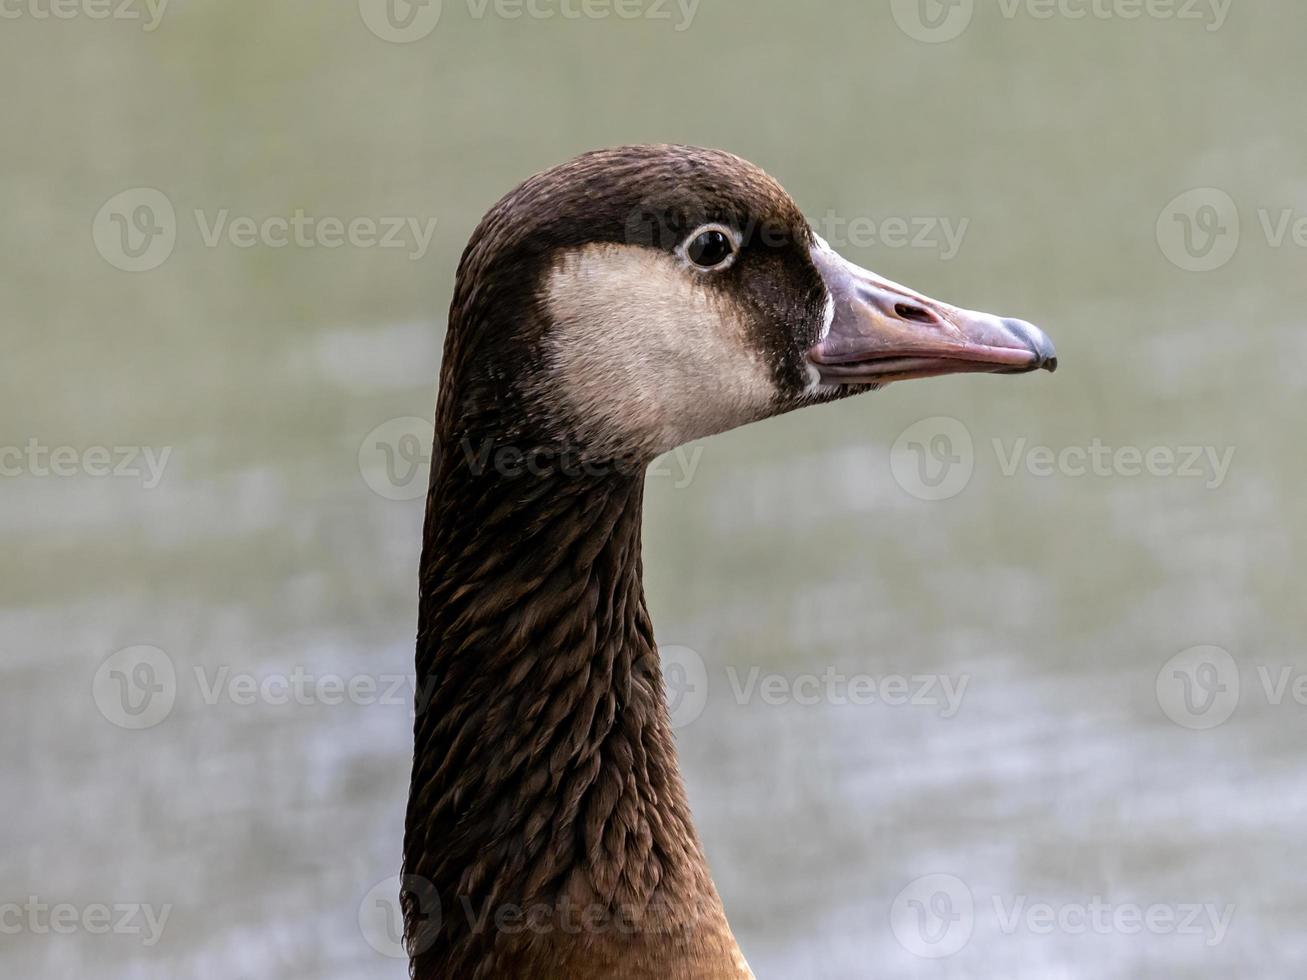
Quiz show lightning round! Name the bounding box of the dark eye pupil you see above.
[688,230,733,268]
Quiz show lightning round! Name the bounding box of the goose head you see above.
[411,145,1058,979]
[442,144,1055,467]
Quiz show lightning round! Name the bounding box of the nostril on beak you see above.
[895,303,936,325]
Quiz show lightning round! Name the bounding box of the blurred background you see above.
[3,1,1303,977]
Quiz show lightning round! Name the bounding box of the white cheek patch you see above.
[541,244,780,456]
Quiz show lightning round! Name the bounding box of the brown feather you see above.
[404,145,827,979]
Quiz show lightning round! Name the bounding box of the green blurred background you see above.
[3,1,1303,977]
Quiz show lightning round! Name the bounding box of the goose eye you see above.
[685,228,736,269]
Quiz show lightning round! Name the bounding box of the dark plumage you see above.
[403,145,1055,979]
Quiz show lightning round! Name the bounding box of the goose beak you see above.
[805,242,1057,385]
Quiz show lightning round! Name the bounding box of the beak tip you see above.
[1001,318,1057,374]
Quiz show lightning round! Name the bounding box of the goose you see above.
[403,144,1056,980]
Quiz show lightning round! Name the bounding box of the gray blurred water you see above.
[3,1,1304,977]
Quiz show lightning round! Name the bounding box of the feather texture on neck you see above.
[405,450,751,979]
